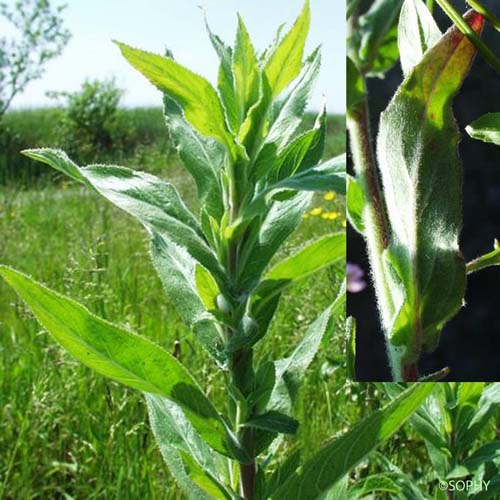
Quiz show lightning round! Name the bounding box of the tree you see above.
[0,0,71,119]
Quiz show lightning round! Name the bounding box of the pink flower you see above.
[347,262,367,293]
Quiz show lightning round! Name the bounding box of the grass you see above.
[0,109,349,498]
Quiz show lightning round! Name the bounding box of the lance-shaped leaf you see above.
[268,383,436,500]
[376,12,483,366]
[115,41,237,159]
[255,108,326,181]
[233,15,260,122]
[238,191,313,290]
[205,19,240,134]
[164,96,225,221]
[0,266,240,459]
[146,394,232,500]
[253,48,321,177]
[243,411,299,435]
[246,155,346,223]
[22,149,227,362]
[269,301,340,415]
[151,232,226,364]
[466,112,500,145]
[357,0,403,76]
[264,0,310,97]
[398,0,441,77]
[251,233,345,319]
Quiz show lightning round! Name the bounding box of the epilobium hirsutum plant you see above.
[347,0,500,381]
[1,2,435,498]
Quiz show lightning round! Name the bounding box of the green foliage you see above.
[466,112,500,145]
[375,11,483,377]
[48,79,128,162]
[1,3,353,499]
[0,0,71,118]
[398,0,441,76]
[375,383,500,499]
[269,383,436,499]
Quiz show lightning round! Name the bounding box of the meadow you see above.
[0,109,351,498]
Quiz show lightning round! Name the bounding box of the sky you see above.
[2,0,345,113]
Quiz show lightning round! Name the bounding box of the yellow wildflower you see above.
[310,207,323,216]
[324,191,336,201]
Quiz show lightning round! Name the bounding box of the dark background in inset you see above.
[349,0,500,381]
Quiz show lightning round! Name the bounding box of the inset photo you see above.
[348,0,500,381]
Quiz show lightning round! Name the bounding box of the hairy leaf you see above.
[377,12,483,368]
[115,42,237,158]
[205,19,240,134]
[269,302,339,415]
[244,411,299,435]
[398,0,441,77]
[233,16,260,122]
[0,266,239,459]
[238,192,313,290]
[264,0,310,97]
[269,383,436,499]
[164,96,225,220]
[251,233,345,319]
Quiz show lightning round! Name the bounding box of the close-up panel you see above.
[348,0,500,382]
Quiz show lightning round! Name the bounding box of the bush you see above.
[48,79,129,161]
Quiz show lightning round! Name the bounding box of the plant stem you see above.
[435,0,500,75]
[347,95,408,380]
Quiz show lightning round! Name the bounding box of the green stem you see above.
[436,0,500,75]
[347,96,407,380]
[465,0,500,32]
[466,244,500,274]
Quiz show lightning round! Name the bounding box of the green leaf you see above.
[377,12,483,369]
[0,266,239,459]
[269,302,339,415]
[467,239,500,274]
[466,113,500,145]
[456,383,500,454]
[195,264,221,313]
[350,473,404,499]
[463,441,500,474]
[205,19,240,134]
[115,41,236,159]
[164,96,225,220]
[264,0,310,97]
[151,232,225,364]
[233,15,260,122]
[244,411,299,435]
[358,0,403,77]
[398,0,441,77]
[346,174,364,234]
[346,56,365,114]
[251,360,276,413]
[146,394,230,500]
[238,192,313,290]
[251,233,345,319]
[263,155,346,198]
[269,383,436,500]
[254,48,321,173]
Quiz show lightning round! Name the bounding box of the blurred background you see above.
[349,0,500,381]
